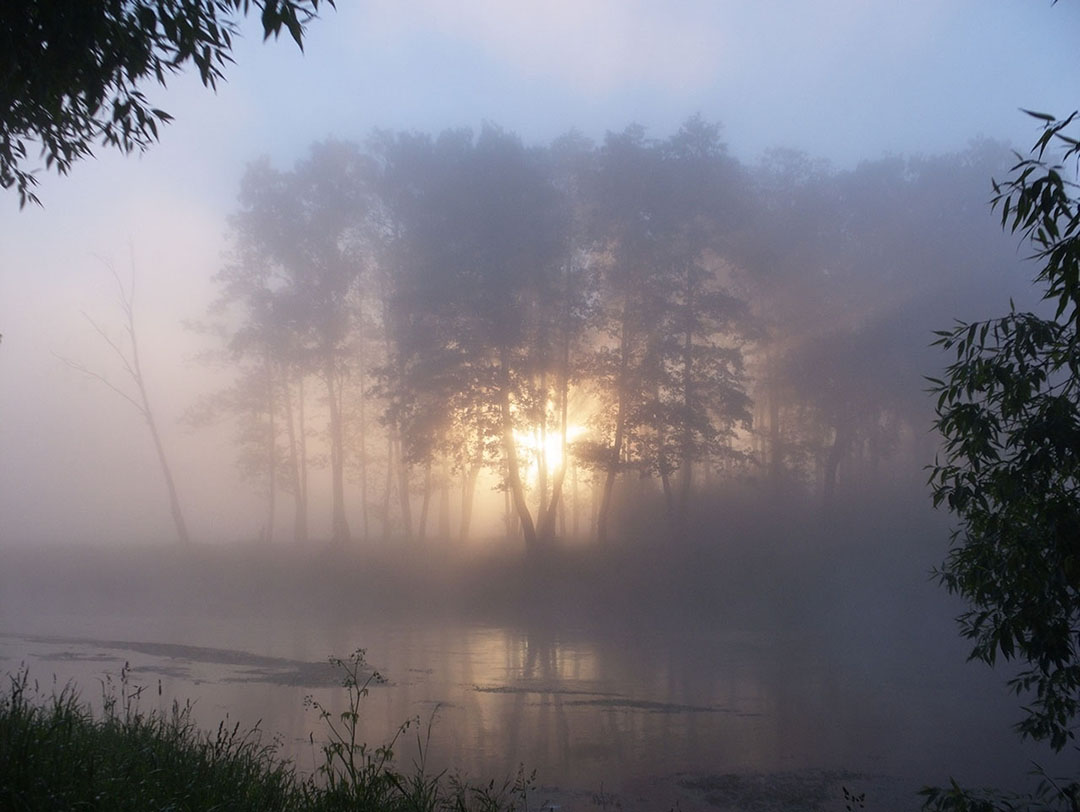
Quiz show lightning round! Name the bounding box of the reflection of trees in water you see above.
[491,623,770,781]
[303,619,1042,787]
[502,624,573,777]
[427,623,496,778]
[8,611,1036,790]
[190,616,960,785]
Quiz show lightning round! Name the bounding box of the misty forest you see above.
[177,123,1016,552]
[3,3,1080,812]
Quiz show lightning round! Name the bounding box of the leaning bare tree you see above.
[59,263,191,545]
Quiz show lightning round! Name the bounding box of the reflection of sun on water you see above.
[467,626,601,685]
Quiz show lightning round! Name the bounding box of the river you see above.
[0,537,1064,811]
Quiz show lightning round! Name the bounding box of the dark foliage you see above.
[0,0,331,206]
[0,655,530,812]
[929,110,1080,752]
[926,109,1080,807]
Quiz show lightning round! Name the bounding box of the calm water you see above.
[0,592,1061,810]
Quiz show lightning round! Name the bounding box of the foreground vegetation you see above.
[0,653,533,812]
[922,92,1080,809]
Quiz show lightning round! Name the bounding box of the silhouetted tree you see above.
[208,161,310,543]
[2,0,333,206]
[221,142,373,545]
[374,126,573,552]
[929,111,1080,757]
[582,125,666,545]
[649,118,752,538]
[372,128,493,541]
[582,119,751,542]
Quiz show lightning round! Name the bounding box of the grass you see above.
[0,651,533,812]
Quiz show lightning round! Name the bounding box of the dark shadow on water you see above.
[0,632,357,688]
[563,697,753,715]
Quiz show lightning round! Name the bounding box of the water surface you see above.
[0,539,1062,811]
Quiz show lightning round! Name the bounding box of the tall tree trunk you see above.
[71,269,192,544]
[596,430,623,545]
[283,372,308,544]
[537,308,573,544]
[357,365,370,541]
[823,422,850,513]
[438,459,451,539]
[499,352,538,551]
[396,434,413,541]
[768,360,782,491]
[653,379,676,536]
[538,464,566,542]
[538,375,549,521]
[559,487,567,538]
[503,461,514,539]
[325,360,350,545]
[675,274,695,541]
[597,310,630,546]
[676,461,692,540]
[265,353,276,545]
[144,404,191,546]
[381,432,394,538]
[571,458,579,539]
[124,282,190,546]
[459,463,480,541]
[537,450,567,542]
[659,465,675,531]
[298,377,309,541]
[417,460,432,542]
[590,474,599,538]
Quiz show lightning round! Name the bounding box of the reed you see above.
[0,652,531,812]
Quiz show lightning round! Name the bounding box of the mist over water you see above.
[0,501,1068,808]
[2,2,1078,809]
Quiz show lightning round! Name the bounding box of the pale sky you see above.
[1,0,1077,545]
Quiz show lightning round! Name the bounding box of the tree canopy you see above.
[195,120,1018,549]
[0,0,332,206]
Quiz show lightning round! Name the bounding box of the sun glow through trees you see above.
[513,423,585,489]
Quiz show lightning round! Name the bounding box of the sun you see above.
[513,423,585,485]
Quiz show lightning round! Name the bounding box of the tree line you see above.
[193,117,1023,551]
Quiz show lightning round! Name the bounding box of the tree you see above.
[219,143,372,546]
[1,0,332,206]
[647,117,752,538]
[374,126,574,552]
[582,119,751,543]
[59,264,191,545]
[744,144,1017,510]
[197,221,315,546]
[927,109,1080,790]
[372,127,490,541]
[185,361,288,543]
[583,124,667,545]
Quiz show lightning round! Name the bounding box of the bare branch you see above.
[80,311,139,383]
[63,256,192,544]
[53,351,147,417]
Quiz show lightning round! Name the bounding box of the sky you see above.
[1,0,1078,545]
